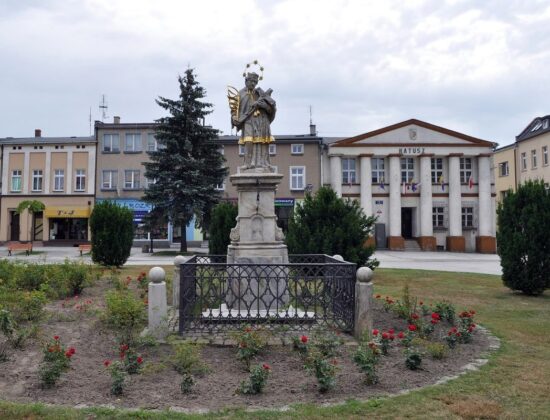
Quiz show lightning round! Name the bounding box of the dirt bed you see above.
[0,279,492,412]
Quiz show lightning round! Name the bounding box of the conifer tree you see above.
[144,69,227,252]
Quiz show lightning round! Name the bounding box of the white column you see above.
[419,156,433,237]
[87,148,95,194]
[44,150,51,194]
[329,155,342,197]
[389,156,401,237]
[478,155,492,236]
[23,150,30,194]
[1,149,10,195]
[359,155,372,216]
[448,155,462,237]
[66,149,73,193]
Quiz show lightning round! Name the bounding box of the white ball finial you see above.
[332,254,344,261]
[356,266,373,283]
[149,266,166,284]
[174,255,186,266]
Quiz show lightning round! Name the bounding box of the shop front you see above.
[275,198,295,233]
[44,206,91,244]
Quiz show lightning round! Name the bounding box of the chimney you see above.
[309,124,316,136]
[35,129,42,137]
[113,116,120,124]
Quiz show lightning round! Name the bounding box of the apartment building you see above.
[515,116,550,186]
[493,144,516,203]
[325,119,497,253]
[0,130,96,244]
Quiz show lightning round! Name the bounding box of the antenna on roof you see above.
[99,94,109,122]
[309,105,316,136]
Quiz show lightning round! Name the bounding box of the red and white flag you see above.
[468,174,474,189]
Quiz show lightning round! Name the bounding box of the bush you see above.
[497,180,550,295]
[0,289,47,323]
[39,336,75,388]
[239,363,271,395]
[286,187,379,268]
[353,341,380,385]
[103,290,146,345]
[170,341,208,376]
[90,201,134,267]
[208,202,238,254]
[104,360,126,396]
[233,326,269,369]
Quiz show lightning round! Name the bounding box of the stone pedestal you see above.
[476,236,496,254]
[227,172,289,310]
[446,236,465,252]
[354,267,374,339]
[387,236,405,250]
[148,267,168,339]
[418,236,437,251]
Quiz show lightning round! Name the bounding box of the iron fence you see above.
[179,254,356,335]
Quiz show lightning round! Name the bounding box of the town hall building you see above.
[325,119,496,253]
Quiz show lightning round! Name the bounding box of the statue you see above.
[228,61,276,172]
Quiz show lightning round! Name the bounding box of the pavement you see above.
[0,245,502,275]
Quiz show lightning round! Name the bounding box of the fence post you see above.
[148,266,168,339]
[354,266,374,339]
[173,255,186,309]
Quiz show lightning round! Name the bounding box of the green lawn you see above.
[1,268,549,419]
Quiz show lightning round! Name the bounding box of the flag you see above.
[468,174,474,189]
[438,175,445,191]
[412,181,421,192]
[379,177,385,190]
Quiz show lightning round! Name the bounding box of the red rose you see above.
[398,332,405,339]
[408,324,417,332]
[456,332,462,337]
[471,324,476,328]
[68,347,76,355]
[48,346,54,352]
[375,294,381,299]
[470,310,476,315]
[372,329,379,336]
[448,331,452,336]
[419,301,424,305]
[65,351,73,358]
[120,344,129,351]
[54,335,60,341]
[388,328,395,334]
[104,360,111,367]
[451,327,458,333]
[431,312,441,320]
[431,319,438,324]
[389,334,395,341]
[468,326,474,333]
[137,357,143,364]
[245,327,252,332]
[262,363,271,370]
[411,313,419,320]
[300,335,308,344]
[382,332,389,340]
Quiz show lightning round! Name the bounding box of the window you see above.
[543,146,549,166]
[371,158,385,183]
[53,169,64,191]
[521,152,527,170]
[342,158,356,184]
[431,158,443,183]
[239,145,245,156]
[269,144,276,155]
[145,177,156,189]
[432,207,445,228]
[291,144,304,155]
[147,133,157,152]
[460,158,472,183]
[500,191,509,200]
[400,158,414,183]
[103,134,120,152]
[290,166,305,190]
[124,170,140,189]
[32,170,43,191]
[102,170,118,190]
[462,207,474,228]
[499,161,509,177]
[75,169,86,191]
[531,149,537,168]
[215,182,225,191]
[125,133,142,152]
[11,170,22,192]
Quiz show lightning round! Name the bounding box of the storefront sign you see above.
[398,147,426,155]
[44,207,90,218]
[96,199,153,212]
[275,198,295,207]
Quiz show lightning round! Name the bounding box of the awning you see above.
[45,207,91,218]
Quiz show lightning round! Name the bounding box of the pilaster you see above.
[359,155,372,216]
[329,154,342,197]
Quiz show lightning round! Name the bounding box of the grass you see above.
[1,268,550,419]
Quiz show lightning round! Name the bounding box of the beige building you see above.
[0,130,96,244]
[493,143,516,202]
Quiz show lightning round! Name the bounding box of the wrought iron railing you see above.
[179,254,356,335]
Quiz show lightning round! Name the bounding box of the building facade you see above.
[515,116,550,186]
[0,130,96,244]
[326,119,497,253]
[493,144,516,202]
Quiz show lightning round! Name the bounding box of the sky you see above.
[0,0,549,147]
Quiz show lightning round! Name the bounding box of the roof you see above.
[0,136,95,145]
[494,143,516,153]
[516,115,550,142]
[95,121,157,130]
[331,118,494,147]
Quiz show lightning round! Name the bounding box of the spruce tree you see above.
[144,69,227,252]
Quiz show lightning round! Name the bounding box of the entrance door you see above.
[33,211,43,241]
[9,211,20,241]
[401,208,413,239]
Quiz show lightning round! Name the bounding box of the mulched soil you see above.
[0,278,492,412]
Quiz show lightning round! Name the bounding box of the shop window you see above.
[49,218,88,240]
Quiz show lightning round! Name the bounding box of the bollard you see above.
[148,266,167,338]
[172,255,186,310]
[354,266,374,339]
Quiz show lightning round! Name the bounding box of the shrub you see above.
[118,344,143,374]
[170,341,208,376]
[104,360,126,396]
[90,201,134,267]
[404,347,422,370]
[39,336,75,388]
[353,341,380,385]
[497,180,550,295]
[239,363,271,395]
[103,290,146,345]
[433,301,456,324]
[180,372,195,393]
[233,326,269,369]
[208,202,238,254]
[309,355,338,393]
[286,186,379,268]
[313,329,344,359]
[445,327,460,348]
[1,290,47,323]
[426,342,447,360]
[292,334,309,358]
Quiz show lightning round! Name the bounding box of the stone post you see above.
[354,266,374,339]
[148,266,168,339]
[172,255,186,309]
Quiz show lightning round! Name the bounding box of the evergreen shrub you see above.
[90,201,134,267]
[208,202,238,255]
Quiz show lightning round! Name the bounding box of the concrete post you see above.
[148,266,167,339]
[172,255,186,309]
[354,266,374,339]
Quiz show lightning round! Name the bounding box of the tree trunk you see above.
[180,221,188,253]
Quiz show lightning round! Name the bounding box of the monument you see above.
[226,61,289,311]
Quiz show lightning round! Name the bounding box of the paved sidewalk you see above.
[0,246,501,275]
